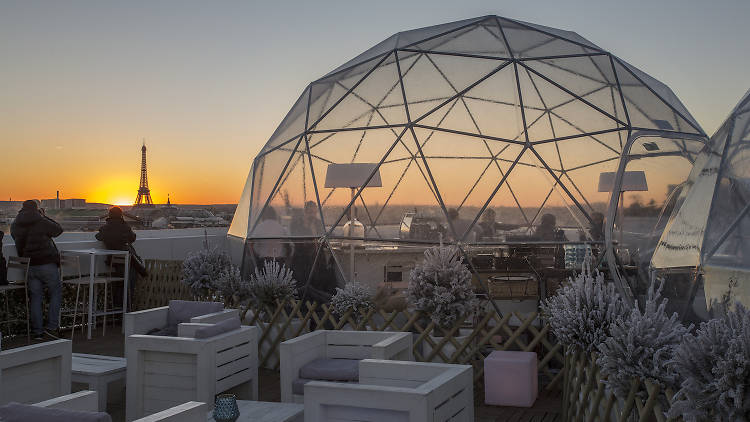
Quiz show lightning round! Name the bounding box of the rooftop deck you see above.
[3,326,560,422]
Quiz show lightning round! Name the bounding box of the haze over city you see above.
[1,0,748,205]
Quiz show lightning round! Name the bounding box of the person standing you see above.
[95,206,138,310]
[0,231,8,286]
[11,200,64,340]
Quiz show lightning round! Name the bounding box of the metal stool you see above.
[2,256,31,341]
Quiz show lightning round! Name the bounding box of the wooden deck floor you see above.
[4,325,561,422]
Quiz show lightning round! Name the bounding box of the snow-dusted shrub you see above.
[330,282,375,319]
[181,247,232,298]
[541,260,627,354]
[214,264,250,307]
[248,259,297,310]
[597,280,692,401]
[668,302,750,422]
[407,246,479,331]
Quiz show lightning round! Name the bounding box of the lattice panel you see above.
[562,350,681,422]
[241,298,565,393]
[132,259,191,311]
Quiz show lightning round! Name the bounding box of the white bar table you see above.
[63,248,130,339]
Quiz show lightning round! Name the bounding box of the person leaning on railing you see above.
[10,200,64,340]
[95,206,140,311]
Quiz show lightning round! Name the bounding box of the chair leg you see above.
[103,282,107,336]
[71,283,81,339]
[24,284,30,342]
[3,292,10,339]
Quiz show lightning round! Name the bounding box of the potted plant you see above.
[541,260,627,356]
[244,259,301,369]
[181,247,233,301]
[541,258,628,418]
[214,264,250,308]
[407,246,479,362]
[668,302,749,421]
[330,282,375,329]
[597,280,691,416]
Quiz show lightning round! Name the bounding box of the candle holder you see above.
[213,394,240,422]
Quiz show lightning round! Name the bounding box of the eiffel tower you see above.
[134,140,154,207]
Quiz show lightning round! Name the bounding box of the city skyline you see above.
[1,1,748,205]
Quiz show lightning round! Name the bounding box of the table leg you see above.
[88,255,95,340]
[95,378,108,412]
[123,252,130,329]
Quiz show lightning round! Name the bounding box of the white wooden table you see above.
[206,400,303,422]
[63,248,129,339]
[71,353,127,411]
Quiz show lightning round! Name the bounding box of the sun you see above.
[112,198,132,206]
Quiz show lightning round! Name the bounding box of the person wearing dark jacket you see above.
[0,231,7,286]
[96,206,137,310]
[96,206,136,250]
[10,200,64,340]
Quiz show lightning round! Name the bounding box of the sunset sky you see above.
[1,0,748,205]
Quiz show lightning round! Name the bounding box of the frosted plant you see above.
[407,246,479,331]
[214,264,250,307]
[668,302,750,422]
[597,280,692,402]
[330,282,375,320]
[248,259,297,310]
[541,259,627,354]
[181,247,232,298]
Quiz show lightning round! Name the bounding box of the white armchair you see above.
[304,359,474,422]
[280,330,413,403]
[0,339,72,405]
[125,301,258,421]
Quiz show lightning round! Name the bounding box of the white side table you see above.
[206,400,303,422]
[71,353,127,411]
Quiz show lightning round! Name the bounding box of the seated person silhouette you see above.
[534,213,567,242]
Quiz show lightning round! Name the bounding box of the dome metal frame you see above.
[230,15,709,307]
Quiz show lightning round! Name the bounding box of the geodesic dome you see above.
[653,89,750,309]
[229,15,707,292]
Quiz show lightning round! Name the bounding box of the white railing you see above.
[2,227,229,274]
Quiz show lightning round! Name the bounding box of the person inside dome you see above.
[534,213,567,242]
[252,206,290,265]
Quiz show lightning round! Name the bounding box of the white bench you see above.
[72,353,127,411]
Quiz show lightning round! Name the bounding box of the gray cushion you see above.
[0,403,112,422]
[166,300,223,331]
[146,326,178,337]
[299,358,360,381]
[292,378,311,395]
[194,317,241,339]
[292,378,358,395]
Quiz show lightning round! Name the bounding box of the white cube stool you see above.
[484,350,537,407]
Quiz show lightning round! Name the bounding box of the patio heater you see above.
[598,170,649,253]
[324,163,382,282]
